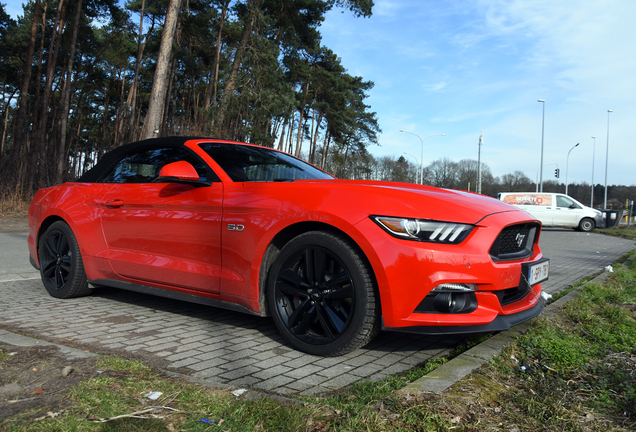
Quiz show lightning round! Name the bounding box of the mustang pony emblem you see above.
[516,232,527,248]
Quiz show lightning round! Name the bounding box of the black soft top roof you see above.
[78,136,219,182]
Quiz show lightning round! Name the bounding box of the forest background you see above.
[0,0,633,209]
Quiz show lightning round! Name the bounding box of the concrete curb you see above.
[399,255,632,395]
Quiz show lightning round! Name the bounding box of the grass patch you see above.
[479,258,636,430]
[2,354,314,431]
[596,224,636,240]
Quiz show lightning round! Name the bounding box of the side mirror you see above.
[158,161,210,186]
[159,161,199,181]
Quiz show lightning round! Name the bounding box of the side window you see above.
[199,143,334,182]
[556,196,577,208]
[101,147,213,183]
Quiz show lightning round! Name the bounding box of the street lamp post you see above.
[591,136,596,208]
[399,130,446,185]
[538,99,546,192]
[565,142,579,196]
[604,110,613,209]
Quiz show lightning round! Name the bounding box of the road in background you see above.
[0,232,39,281]
[0,229,634,395]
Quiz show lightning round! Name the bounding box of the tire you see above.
[38,221,91,298]
[578,218,595,232]
[267,231,380,356]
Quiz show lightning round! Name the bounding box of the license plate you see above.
[528,259,549,285]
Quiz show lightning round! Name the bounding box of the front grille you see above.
[489,223,539,261]
[500,225,531,253]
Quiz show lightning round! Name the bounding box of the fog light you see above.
[432,283,477,293]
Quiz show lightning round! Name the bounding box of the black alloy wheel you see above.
[268,231,379,356]
[38,221,90,298]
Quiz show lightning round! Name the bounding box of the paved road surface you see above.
[0,229,633,395]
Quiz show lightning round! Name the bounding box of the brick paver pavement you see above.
[0,229,633,395]
[538,228,635,294]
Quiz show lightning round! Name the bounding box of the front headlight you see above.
[371,216,474,244]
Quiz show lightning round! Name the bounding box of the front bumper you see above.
[594,214,605,228]
[351,210,547,331]
[382,300,544,334]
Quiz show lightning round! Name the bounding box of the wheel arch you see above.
[257,221,379,317]
[33,215,68,267]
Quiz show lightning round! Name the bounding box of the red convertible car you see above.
[28,137,548,356]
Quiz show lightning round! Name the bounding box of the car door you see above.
[553,194,581,228]
[99,146,223,293]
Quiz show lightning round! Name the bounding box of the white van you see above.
[497,192,604,232]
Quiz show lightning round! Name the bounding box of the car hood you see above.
[296,179,521,225]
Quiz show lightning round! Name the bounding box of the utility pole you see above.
[477,132,483,194]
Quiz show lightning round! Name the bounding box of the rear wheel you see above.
[578,218,595,232]
[38,221,90,298]
[268,231,380,356]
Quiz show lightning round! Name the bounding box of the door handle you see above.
[105,199,124,208]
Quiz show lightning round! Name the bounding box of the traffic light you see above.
[554,168,560,178]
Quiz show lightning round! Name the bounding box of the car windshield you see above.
[199,143,335,182]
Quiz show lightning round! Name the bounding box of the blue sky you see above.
[321,0,636,187]
[5,0,635,186]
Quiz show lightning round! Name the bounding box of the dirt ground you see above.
[0,344,102,423]
[0,212,28,233]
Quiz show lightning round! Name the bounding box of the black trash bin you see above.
[601,209,621,228]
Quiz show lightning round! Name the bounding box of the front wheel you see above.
[38,221,91,298]
[578,218,595,232]
[267,231,380,356]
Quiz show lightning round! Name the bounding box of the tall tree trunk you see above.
[122,0,148,144]
[309,109,322,164]
[12,0,41,167]
[215,1,256,135]
[113,68,125,146]
[1,89,16,162]
[294,79,310,157]
[277,117,288,150]
[33,0,67,191]
[205,0,229,110]
[141,0,182,140]
[295,77,311,157]
[287,114,295,154]
[100,87,110,156]
[321,132,330,170]
[307,106,315,161]
[32,2,48,137]
[55,0,83,184]
[162,57,178,135]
